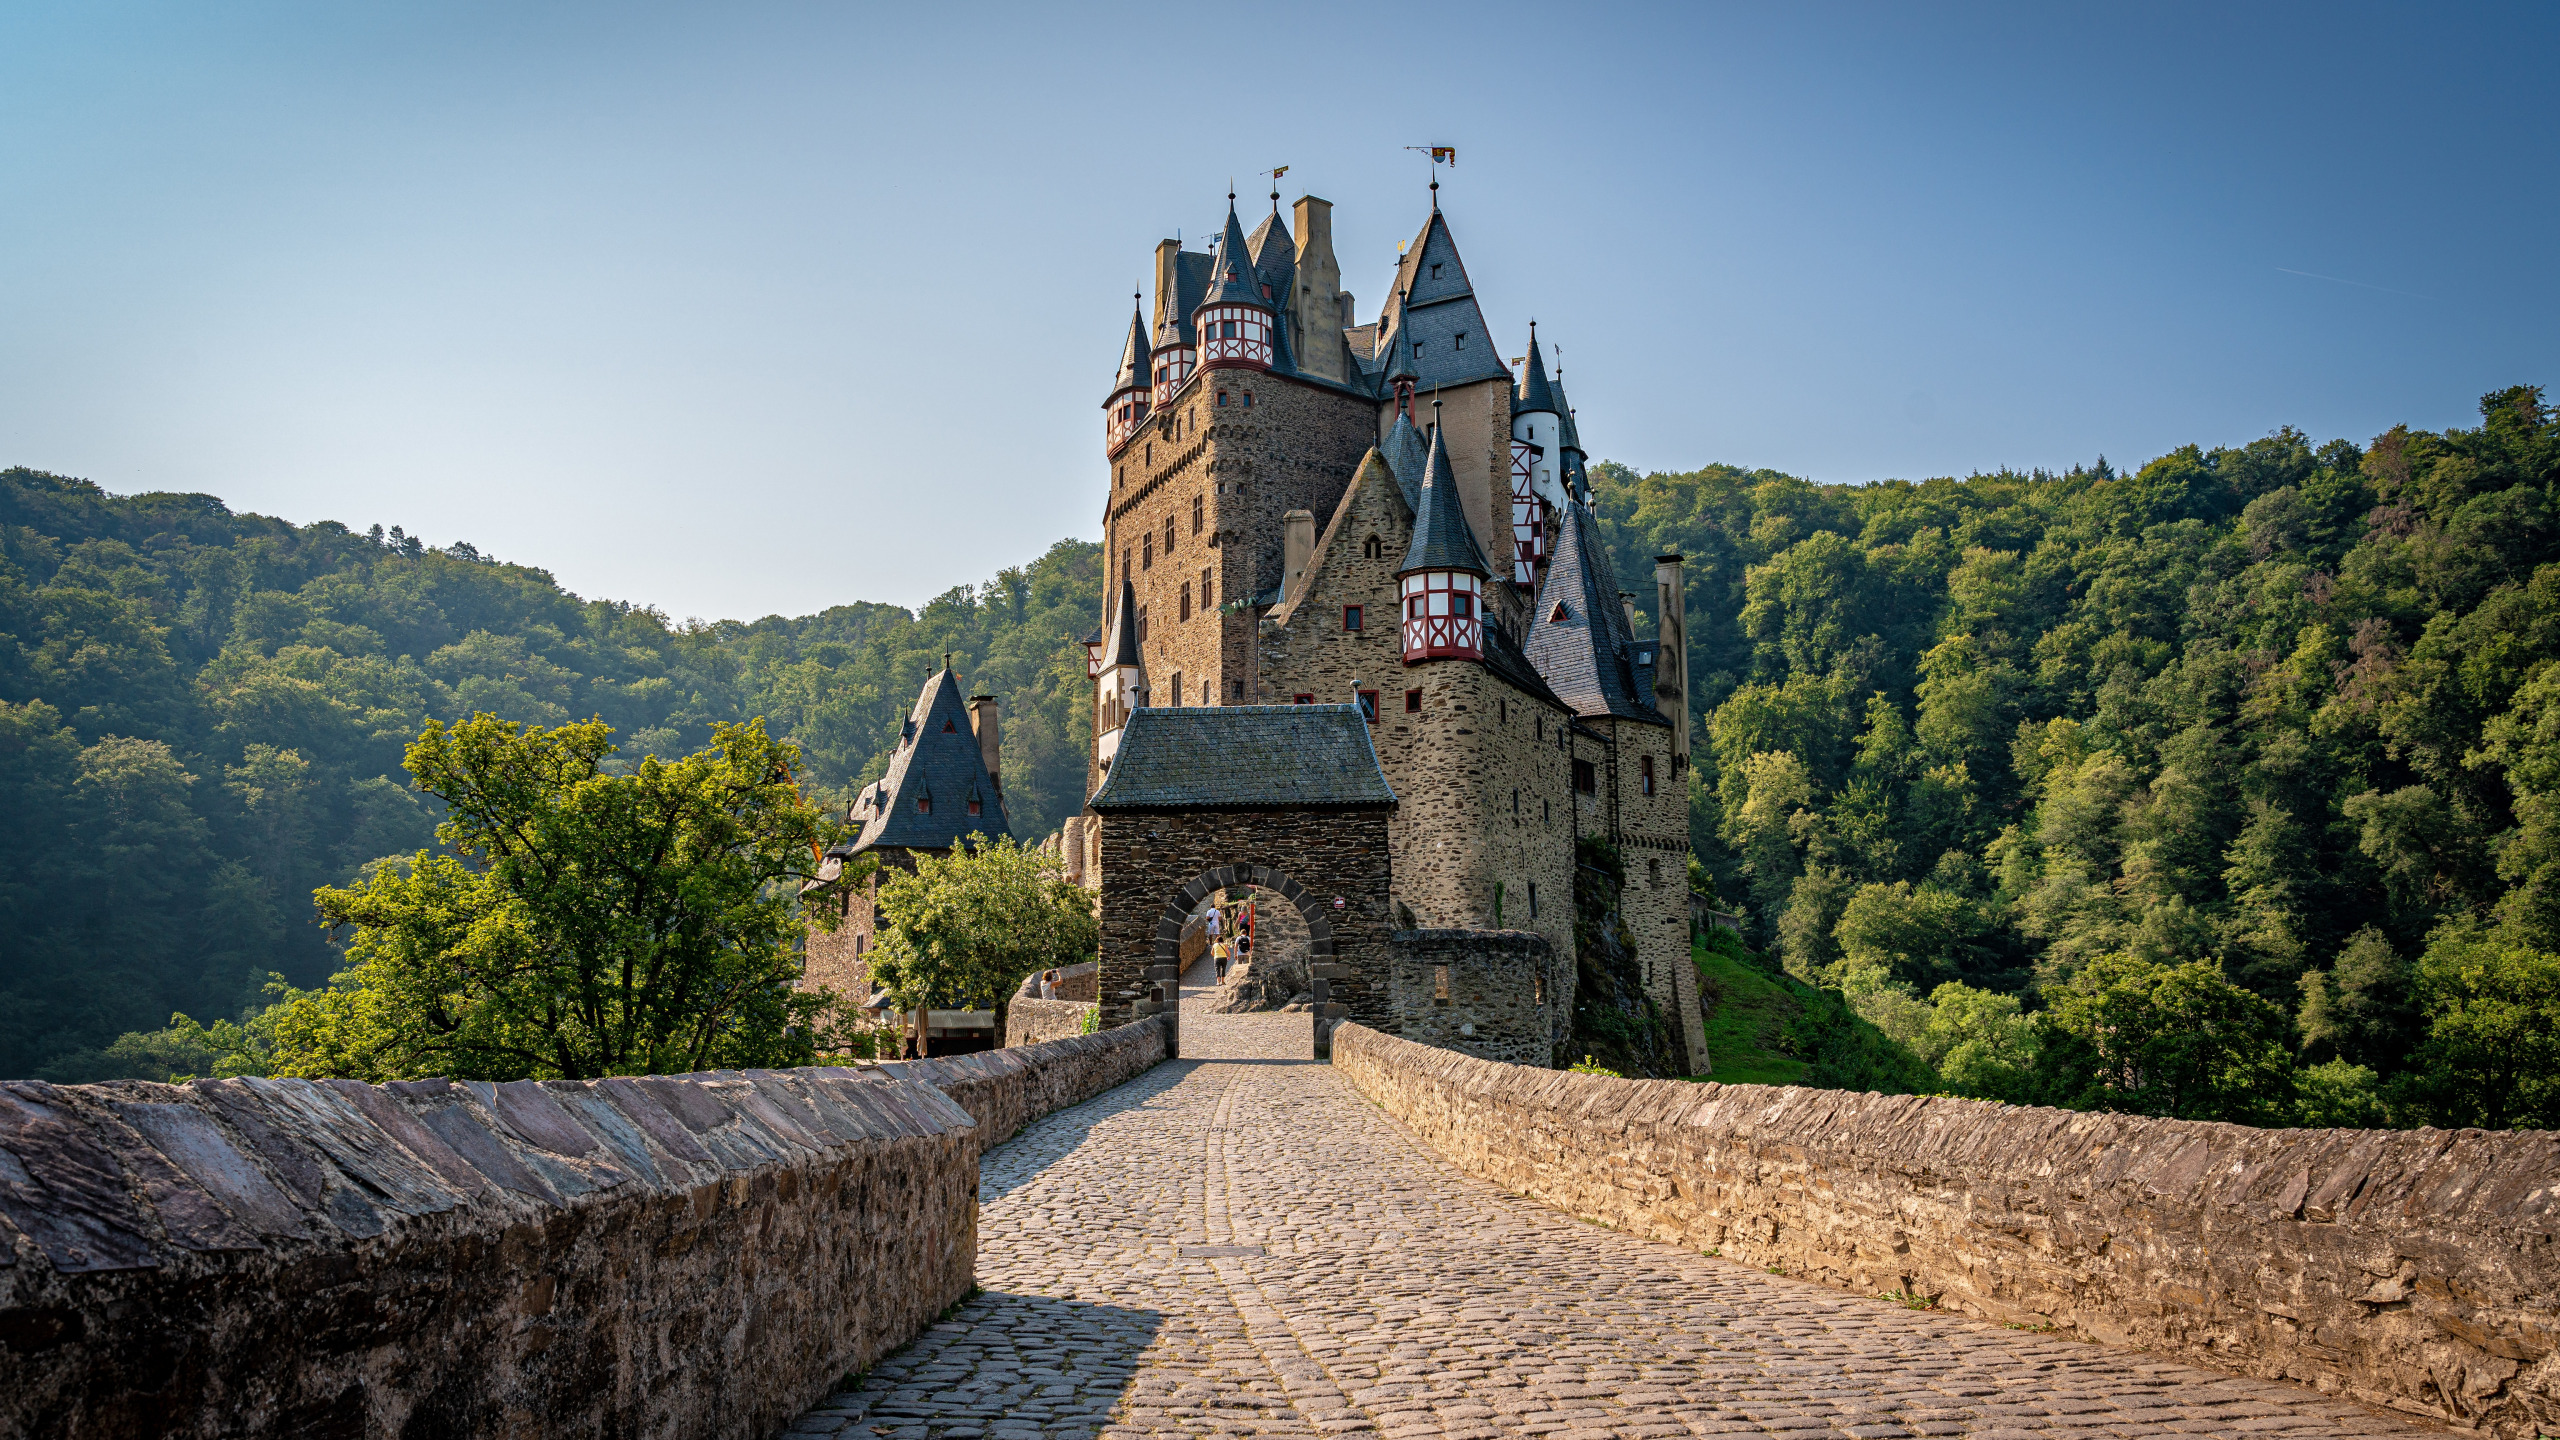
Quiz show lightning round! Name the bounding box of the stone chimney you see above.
[1619,591,1639,639]
[1152,239,1183,333]
[1290,196,1347,385]
[1283,510,1316,605]
[968,695,1002,800]
[1653,555,1690,763]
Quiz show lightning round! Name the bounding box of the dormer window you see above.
[942,719,957,732]
[1549,601,1569,623]
[915,792,932,814]
[1430,263,1442,279]
[967,792,983,817]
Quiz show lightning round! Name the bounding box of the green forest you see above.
[7,384,2556,1128]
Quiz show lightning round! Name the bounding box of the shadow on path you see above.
[786,1293,1166,1440]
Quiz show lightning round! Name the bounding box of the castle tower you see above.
[1509,330,1562,589]
[1149,240,1201,405]
[1195,198,1275,371]
[1105,299,1152,452]
[1095,575,1144,772]
[1399,419,1491,664]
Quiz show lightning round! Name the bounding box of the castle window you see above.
[1430,263,1442,279]
[1293,693,1315,705]
[1536,716,1544,741]
[1357,690,1379,724]
[1243,392,1253,408]
[1533,966,1545,1004]
[1343,605,1363,631]
[1142,533,1153,569]
[855,934,867,956]
[1203,678,1212,705]
[1192,495,1203,534]
[1146,443,1152,463]
[915,793,932,814]
[1528,881,1540,920]
[1543,798,1551,824]
[1405,688,1422,713]
[1201,566,1213,608]
[1137,606,1148,642]
[1640,755,1656,796]
[1179,582,1191,621]
[1454,333,1466,350]
[1234,680,1247,699]
[1218,389,1229,406]
[967,796,982,817]
[1573,759,1597,794]
[1171,672,1183,706]
[1499,699,1507,724]
[1550,601,1569,623]
[1363,534,1383,559]
[1512,788,1519,816]
[1165,514,1176,554]
[942,719,956,732]
[1648,858,1661,887]
[1116,466,1123,486]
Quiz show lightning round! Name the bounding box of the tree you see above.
[2400,922,2560,1130]
[291,714,852,1080]
[2029,953,2297,1124]
[865,834,1099,1054]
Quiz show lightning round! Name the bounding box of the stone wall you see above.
[1386,930,1555,1067]
[1331,1024,2560,1437]
[1092,809,1393,1033]
[0,1020,1169,1440]
[1003,999,1097,1048]
[1570,715,1703,1070]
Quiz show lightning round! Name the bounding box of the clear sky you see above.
[5,2,2553,621]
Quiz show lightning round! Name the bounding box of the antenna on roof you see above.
[943,652,952,672]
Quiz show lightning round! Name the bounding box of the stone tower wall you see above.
[1572,716,1703,1070]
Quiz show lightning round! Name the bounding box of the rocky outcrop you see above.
[1332,1021,2560,1437]
[0,1018,1169,1440]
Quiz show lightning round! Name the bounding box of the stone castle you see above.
[810,180,1704,1070]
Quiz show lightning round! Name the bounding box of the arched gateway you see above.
[1087,705,1398,1058]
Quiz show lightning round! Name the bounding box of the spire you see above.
[1526,499,1665,726]
[1111,296,1150,395]
[1400,414,1493,578]
[1516,326,1557,416]
[1202,197,1267,310]
[1104,576,1142,667]
[1381,410,1430,510]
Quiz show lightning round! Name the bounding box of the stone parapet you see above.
[1330,1023,2560,1437]
[0,1020,1170,1439]
[1002,1000,1099,1048]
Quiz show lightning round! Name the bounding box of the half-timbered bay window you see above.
[1106,390,1150,451]
[1152,345,1195,405]
[1400,570,1484,661]
[1195,304,1272,369]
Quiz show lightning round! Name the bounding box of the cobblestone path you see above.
[783,976,2429,1440]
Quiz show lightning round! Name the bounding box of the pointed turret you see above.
[1507,330,1564,584]
[1372,209,1512,393]
[1104,299,1153,452]
[1096,576,1145,771]
[1397,422,1491,664]
[1516,333,1558,417]
[1525,500,1667,727]
[1194,196,1276,371]
[1381,409,1430,511]
[836,666,1014,853]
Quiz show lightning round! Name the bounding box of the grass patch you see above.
[1688,934,1812,1086]
[1873,1291,1938,1310]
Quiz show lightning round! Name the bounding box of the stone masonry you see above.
[1092,809,1392,1036]
[1385,929,1557,1067]
[1334,1020,2560,1436]
[782,992,2452,1440]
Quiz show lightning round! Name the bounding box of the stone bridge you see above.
[773,967,2550,1440]
[5,961,2554,1439]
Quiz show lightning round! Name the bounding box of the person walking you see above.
[1212,937,1231,982]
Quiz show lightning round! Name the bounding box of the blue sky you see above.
[4,2,2553,620]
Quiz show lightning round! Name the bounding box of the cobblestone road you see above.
[783,974,2430,1440]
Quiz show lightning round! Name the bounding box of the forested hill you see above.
[8,384,2556,1123]
[0,469,1100,1079]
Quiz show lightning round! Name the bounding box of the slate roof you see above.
[1401,423,1493,577]
[1108,304,1150,399]
[1380,410,1430,511]
[1088,705,1398,812]
[1103,576,1140,667]
[832,668,1015,855]
[1515,337,1557,416]
[1202,203,1268,309]
[1484,615,1571,712]
[1155,250,1212,350]
[1525,502,1669,726]
[1371,210,1513,392]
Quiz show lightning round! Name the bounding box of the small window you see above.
[1549,601,1569,623]
[1137,605,1148,642]
[1115,466,1122,485]
[1165,515,1176,554]
[1528,881,1540,920]
[1203,679,1212,704]
[1405,688,1422,713]
[942,719,956,732]
[916,794,932,814]
[1218,390,1229,406]
[1201,566,1213,609]
[1499,699,1507,724]
[1357,690,1379,724]
[1536,716,1544,741]
[1454,333,1466,350]
[1344,605,1363,631]
[1573,759,1597,794]
[1243,391,1253,408]
[1640,754,1656,796]
[1433,965,1450,1000]
[1192,495,1203,534]
[1234,679,1247,699]
[1543,798,1551,824]
[1171,673,1183,706]
[1293,693,1315,705]
[1429,263,1442,279]
[1142,534,1153,569]
[1533,967,1546,1005]
[967,796,982,817]
[855,934,867,956]
[1179,583,1191,621]
[1363,534,1383,559]
[1512,788,1519,816]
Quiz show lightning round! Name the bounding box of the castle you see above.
[805,180,1702,1070]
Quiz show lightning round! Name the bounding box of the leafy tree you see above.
[2399,922,2560,1130]
[289,715,851,1080]
[864,834,1099,1053]
[2029,954,2297,1124]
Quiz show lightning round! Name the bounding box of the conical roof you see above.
[1516,336,1557,416]
[1201,201,1270,310]
[831,666,1015,854]
[1103,576,1141,667]
[1109,303,1150,397]
[1372,208,1510,390]
[1400,423,1492,577]
[1524,501,1667,726]
[1381,410,1430,511]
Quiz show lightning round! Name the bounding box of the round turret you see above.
[1399,417,1493,664]
[1105,297,1153,452]
[1194,197,1275,372]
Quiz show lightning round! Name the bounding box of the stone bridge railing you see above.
[1332,1022,2560,1438]
[0,1017,1168,1440]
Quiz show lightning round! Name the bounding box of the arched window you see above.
[1363,534,1383,559]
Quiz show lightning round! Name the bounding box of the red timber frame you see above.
[1152,345,1195,406]
[1195,304,1272,369]
[1400,570,1484,662]
[1106,385,1151,451]
[1509,438,1546,587]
